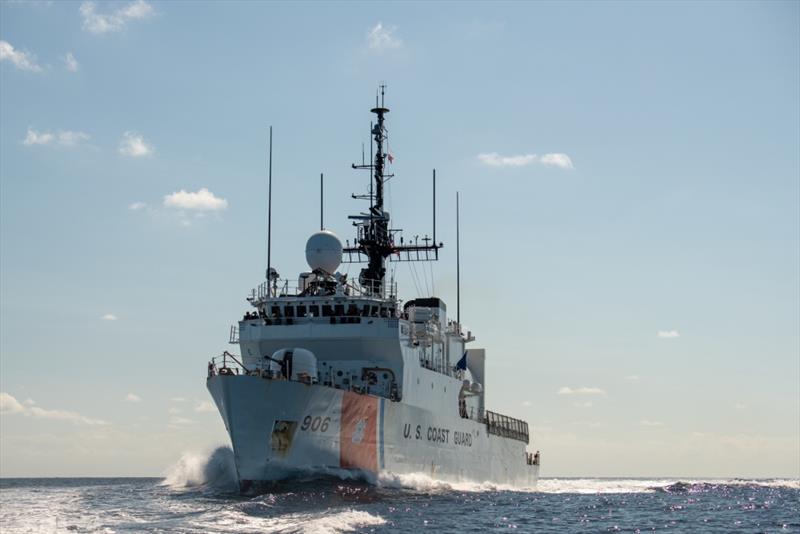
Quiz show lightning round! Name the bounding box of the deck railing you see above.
[484,410,529,444]
[247,277,398,303]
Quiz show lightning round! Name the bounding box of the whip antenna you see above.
[266,126,273,294]
[456,191,460,327]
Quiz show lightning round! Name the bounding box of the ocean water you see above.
[1,449,798,533]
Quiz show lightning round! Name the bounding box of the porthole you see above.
[337,370,343,377]
[383,373,388,380]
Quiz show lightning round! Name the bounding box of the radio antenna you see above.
[433,169,437,259]
[456,191,460,327]
[320,173,324,231]
[266,126,273,294]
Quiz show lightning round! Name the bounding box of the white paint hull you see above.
[208,374,539,488]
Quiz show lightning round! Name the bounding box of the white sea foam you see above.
[199,507,385,533]
[536,478,672,494]
[378,472,800,494]
[296,509,387,533]
[162,446,238,490]
[378,471,523,493]
[536,478,800,494]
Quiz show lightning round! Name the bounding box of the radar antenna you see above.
[344,85,442,297]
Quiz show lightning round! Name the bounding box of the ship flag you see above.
[455,351,467,371]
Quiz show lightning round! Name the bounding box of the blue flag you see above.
[455,351,467,371]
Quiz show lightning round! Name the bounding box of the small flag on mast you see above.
[455,351,467,371]
[387,153,394,163]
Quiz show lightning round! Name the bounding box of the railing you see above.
[207,351,248,378]
[484,410,529,444]
[247,277,398,303]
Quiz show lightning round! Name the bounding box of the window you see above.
[322,305,333,317]
[308,305,318,317]
[334,304,344,316]
[297,305,307,317]
[284,306,295,318]
[270,306,280,317]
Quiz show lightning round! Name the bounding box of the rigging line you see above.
[406,262,417,297]
[429,259,435,296]
[418,257,430,297]
[407,260,421,297]
[410,261,421,298]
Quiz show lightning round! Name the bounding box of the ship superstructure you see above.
[206,88,540,489]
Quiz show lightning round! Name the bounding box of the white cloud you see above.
[22,128,54,146]
[22,128,90,147]
[367,22,402,50]
[194,401,215,413]
[101,313,118,321]
[478,152,575,169]
[657,330,680,339]
[521,400,532,407]
[80,0,153,34]
[168,407,182,415]
[124,393,141,403]
[624,375,640,382]
[640,420,665,427]
[128,201,146,211]
[163,188,228,211]
[478,152,537,167]
[539,153,574,169]
[573,401,594,408]
[57,130,90,146]
[63,52,79,72]
[0,392,26,414]
[170,397,186,403]
[557,386,607,396]
[1,392,108,425]
[0,40,42,72]
[119,131,153,157]
[119,0,152,19]
[23,398,36,406]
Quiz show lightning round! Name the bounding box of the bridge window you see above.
[308,305,319,317]
[322,305,333,317]
[284,306,295,318]
[335,304,345,316]
[297,305,307,317]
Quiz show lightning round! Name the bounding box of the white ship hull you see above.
[208,374,539,487]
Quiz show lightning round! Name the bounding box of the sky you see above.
[1,0,798,478]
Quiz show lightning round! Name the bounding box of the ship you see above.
[206,87,541,490]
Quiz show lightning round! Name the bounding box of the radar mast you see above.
[344,85,442,297]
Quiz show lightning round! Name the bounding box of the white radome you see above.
[305,230,343,273]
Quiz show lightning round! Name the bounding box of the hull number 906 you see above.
[301,415,330,433]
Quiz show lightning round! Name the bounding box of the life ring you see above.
[219,367,234,376]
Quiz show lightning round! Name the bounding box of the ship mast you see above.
[344,85,441,297]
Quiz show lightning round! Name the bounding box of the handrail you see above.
[222,351,248,372]
[208,351,249,378]
[248,276,398,303]
[484,409,529,444]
